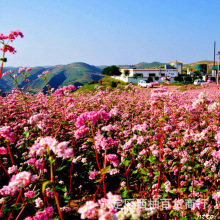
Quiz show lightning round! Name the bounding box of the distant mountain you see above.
[1,62,103,92]
[0,61,173,92]
[119,61,168,69]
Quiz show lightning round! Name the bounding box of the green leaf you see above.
[189,186,193,192]
[101,166,111,174]
[180,188,186,193]
[23,131,29,138]
[56,166,67,172]
[124,160,130,166]
[56,184,67,192]
[148,156,155,163]
[198,188,207,192]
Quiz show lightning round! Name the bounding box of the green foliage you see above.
[110,81,117,88]
[147,76,153,82]
[174,75,183,82]
[124,70,130,76]
[211,77,216,81]
[102,65,121,76]
[184,75,192,82]
[133,73,138,79]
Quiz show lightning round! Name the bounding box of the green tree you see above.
[184,75,192,82]
[154,76,159,81]
[124,70,130,76]
[102,65,121,76]
[174,75,183,82]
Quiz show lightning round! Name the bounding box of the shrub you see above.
[124,70,130,76]
[174,75,183,82]
[147,76,153,82]
[110,81,117,88]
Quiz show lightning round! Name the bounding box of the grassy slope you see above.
[1,62,103,92]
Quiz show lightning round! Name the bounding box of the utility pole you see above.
[217,51,220,85]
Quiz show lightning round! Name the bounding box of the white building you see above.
[112,67,179,83]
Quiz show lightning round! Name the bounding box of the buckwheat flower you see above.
[37,74,43,78]
[26,67,32,72]
[61,206,72,212]
[137,136,145,145]
[24,190,36,198]
[81,158,87,163]
[173,199,185,211]
[78,201,99,219]
[106,154,119,167]
[8,165,18,174]
[42,70,51,75]
[0,147,7,155]
[74,126,89,139]
[35,197,43,208]
[24,217,33,220]
[0,126,16,142]
[43,206,54,217]
[18,67,26,73]
[89,170,99,180]
[120,181,126,187]
[212,150,220,160]
[108,169,119,175]
[72,156,82,163]
[215,132,220,145]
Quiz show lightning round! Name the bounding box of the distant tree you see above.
[110,81,117,88]
[102,65,121,76]
[124,70,130,76]
[193,70,202,81]
[154,76,159,81]
[174,75,183,82]
[184,75,192,82]
[211,77,216,82]
[133,73,138,79]
[147,76,153,83]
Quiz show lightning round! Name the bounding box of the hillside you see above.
[1,62,103,92]
[119,61,168,69]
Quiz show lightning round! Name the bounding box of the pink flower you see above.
[161,77,166,81]
[2,70,13,77]
[35,197,43,208]
[212,150,220,159]
[26,67,32,72]
[0,126,16,142]
[106,154,119,167]
[24,191,36,198]
[0,147,7,155]
[42,70,51,75]
[74,126,89,139]
[8,165,18,174]
[89,170,99,180]
[78,201,99,219]
[18,67,26,73]
[164,181,171,192]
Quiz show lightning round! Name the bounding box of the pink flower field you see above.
[1,30,220,220]
[0,82,220,220]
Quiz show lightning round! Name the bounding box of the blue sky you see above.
[0,0,219,67]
